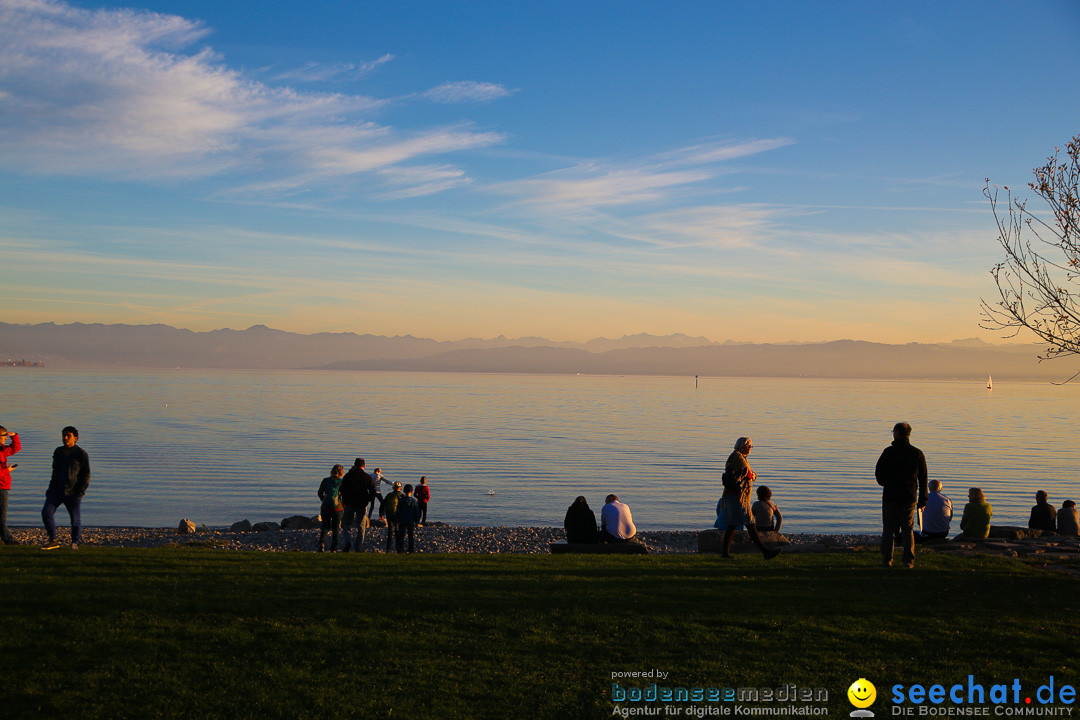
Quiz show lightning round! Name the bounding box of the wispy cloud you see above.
[273,54,394,82]
[0,0,504,194]
[496,138,792,211]
[421,81,515,103]
[376,164,471,199]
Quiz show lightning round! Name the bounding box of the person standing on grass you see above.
[317,465,345,552]
[717,437,782,560]
[42,426,90,550]
[0,426,21,545]
[875,422,928,568]
[339,458,372,552]
[415,476,430,525]
[394,483,421,553]
[599,494,637,543]
[381,481,404,552]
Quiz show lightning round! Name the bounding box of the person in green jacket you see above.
[317,464,345,552]
[959,487,993,539]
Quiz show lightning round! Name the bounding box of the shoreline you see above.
[7,525,1078,559]
[5,525,877,554]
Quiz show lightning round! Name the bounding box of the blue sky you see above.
[1,0,1078,342]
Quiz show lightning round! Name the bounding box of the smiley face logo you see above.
[847,678,876,709]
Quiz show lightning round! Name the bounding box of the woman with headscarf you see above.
[717,436,781,559]
[564,496,598,543]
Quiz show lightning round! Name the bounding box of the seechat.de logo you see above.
[849,678,877,718]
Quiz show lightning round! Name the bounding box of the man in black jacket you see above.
[875,422,928,568]
[339,457,373,552]
[41,426,90,550]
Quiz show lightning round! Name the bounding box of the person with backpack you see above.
[381,481,404,552]
[317,465,345,552]
[394,483,421,553]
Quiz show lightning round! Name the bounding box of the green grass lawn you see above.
[0,548,1076,720]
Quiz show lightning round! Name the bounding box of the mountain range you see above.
[0,321,1071,381]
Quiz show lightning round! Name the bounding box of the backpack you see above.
[319,476,342,510]
[383,490,401,518]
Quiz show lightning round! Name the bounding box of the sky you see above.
[1,0,1078,343]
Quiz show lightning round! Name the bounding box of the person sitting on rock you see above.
[564,496,598,543]
[1057,500,1080,537]
[1028,490,1057,533]
[751,486,783,533]
[916,479,952,542]
[958,487,992,539]
[600,494,637,543]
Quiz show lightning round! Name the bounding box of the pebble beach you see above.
[8,525,1079,562]
[5,524,878,554]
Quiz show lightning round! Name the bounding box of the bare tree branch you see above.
[981,135,1080,366]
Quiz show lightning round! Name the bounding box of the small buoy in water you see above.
[487,489,495,496]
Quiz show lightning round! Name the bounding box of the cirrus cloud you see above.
[0,0,505,194]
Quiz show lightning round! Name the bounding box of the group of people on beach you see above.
[875,421,1079,568]
[316,457,431,554]
[5,420,1077,560]
[0,425,90,549]
[562,422,1079,566]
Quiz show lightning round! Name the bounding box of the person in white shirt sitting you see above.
[600,494,637,543]
[917,479,952,541]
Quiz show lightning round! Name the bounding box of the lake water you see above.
[1,369,1077,534]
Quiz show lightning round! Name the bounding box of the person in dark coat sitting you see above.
[1028,490,1057,533]
[564,496,598,543]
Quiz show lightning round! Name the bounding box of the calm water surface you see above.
[1,369,1077,533]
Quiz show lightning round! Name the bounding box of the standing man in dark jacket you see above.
[42,426,90,550]
[875,422,928,568]
[339,457,373,552]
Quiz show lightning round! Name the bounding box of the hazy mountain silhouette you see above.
[0,321,1068,380]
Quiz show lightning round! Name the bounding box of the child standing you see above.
[415,476,431,525]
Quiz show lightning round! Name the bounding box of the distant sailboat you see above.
[987,374,993,390]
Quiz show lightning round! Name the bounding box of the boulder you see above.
[988,526,1049,540]
[280,515,317,530]
[229,519,253,533]
[177,519,196,534]
[252,521,281,532]
[697,529,790,553]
